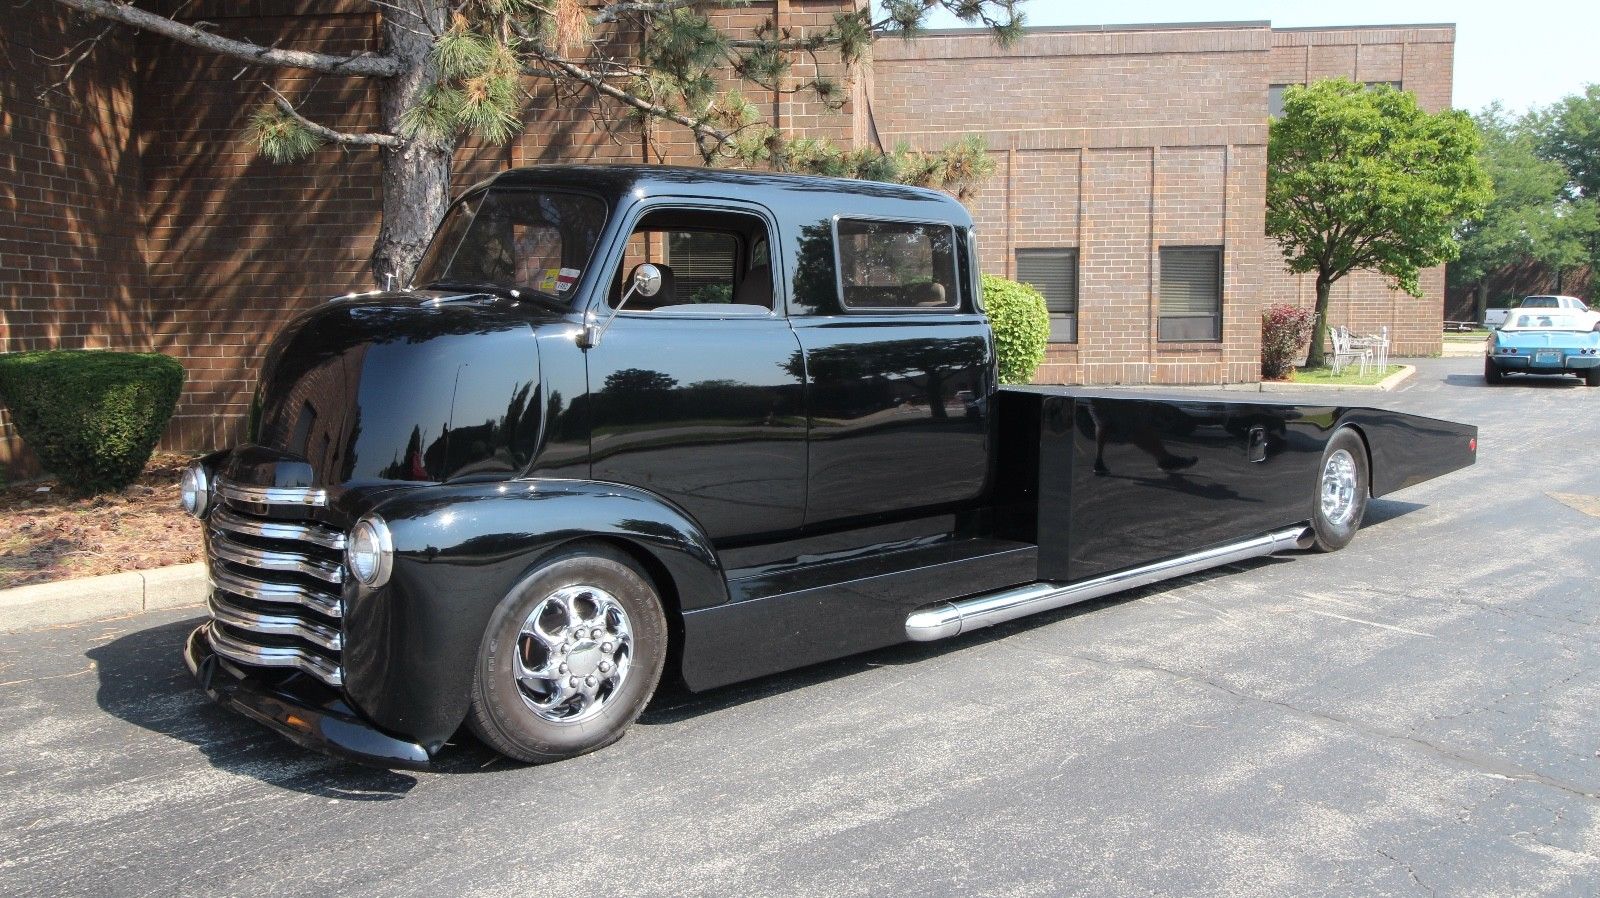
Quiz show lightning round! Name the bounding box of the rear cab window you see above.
[834,218,962,311]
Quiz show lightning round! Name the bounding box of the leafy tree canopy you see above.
[1267,79,1491,365]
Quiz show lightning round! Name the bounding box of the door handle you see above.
[1247,426,1268,463]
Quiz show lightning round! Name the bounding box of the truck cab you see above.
[182,166,1476,768]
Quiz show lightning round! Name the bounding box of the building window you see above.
[1268,84,1289,118]
[1015,248,1078,342]
[1159,247,1223,342]
[834,218,960,310]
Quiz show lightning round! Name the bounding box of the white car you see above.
[1486,295,1600,330]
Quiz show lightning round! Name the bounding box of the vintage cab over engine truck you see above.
[181,166,1477,767]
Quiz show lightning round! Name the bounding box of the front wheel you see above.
[1309,428,1370,553]
[1484,357,1505,385]
[467,543,668,764]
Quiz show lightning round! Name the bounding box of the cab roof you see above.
[471,164,967,210]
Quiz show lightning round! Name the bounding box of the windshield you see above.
[1521,296,1559,308]
[413,189,608,302]
[1505,313,1587,330]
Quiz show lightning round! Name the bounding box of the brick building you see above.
[0,6,1455,474]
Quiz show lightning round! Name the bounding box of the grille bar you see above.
[215,478,327,508]
[211,567,343,619]
[208,594,343,652]
[211,506,346,551]
[210,531,345,584]
[205,622,343,687]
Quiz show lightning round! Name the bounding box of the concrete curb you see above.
[1260,364,1417,393]
[0,562,206,632]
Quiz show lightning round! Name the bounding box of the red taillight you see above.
[1469,438,1477,453]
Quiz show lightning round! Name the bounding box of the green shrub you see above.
[0,350,184,495]
[982,274,1050,385]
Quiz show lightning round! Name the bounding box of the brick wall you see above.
[0,4,150,474]
[872,23,1273,385]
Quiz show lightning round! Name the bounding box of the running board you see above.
[904,525,1314,642]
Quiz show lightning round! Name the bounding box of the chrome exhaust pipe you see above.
[905,525,1313,642]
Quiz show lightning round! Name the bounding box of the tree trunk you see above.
[1306,274,1334,368]
[370,3,456,289]
[1474,281,1488,323]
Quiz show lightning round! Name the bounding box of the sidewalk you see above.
[0,563,206,631]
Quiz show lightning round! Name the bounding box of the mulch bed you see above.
[1,453,204,590]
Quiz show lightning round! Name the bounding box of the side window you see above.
[835,218,960,311]
[612,209,774,311]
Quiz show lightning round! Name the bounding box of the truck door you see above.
[585,203,808,543]
[790,216,992,527]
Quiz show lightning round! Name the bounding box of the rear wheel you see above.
[1484,357,1504,384]
[467,543,668,764]
[1310,428,1369,553]
[1585,367,1600,387]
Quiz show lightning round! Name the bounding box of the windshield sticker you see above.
[538,268,560,293]
[557,268,581,292]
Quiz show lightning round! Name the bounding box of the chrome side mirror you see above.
[580,263,663,349]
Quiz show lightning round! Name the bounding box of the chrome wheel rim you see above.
[514,585,633,723]
[1320,448,1359,528]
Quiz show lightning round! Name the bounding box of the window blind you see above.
[1159,247,1222,341]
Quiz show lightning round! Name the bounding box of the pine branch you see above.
[518,43,732,148]
[267,87,404,148]
[47,0,403,77]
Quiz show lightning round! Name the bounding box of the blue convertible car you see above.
[1486,311,1600,386]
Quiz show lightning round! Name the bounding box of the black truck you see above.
[180,165,1476,768]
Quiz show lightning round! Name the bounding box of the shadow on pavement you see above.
[1444,372,1583,389]
[84,616,433,798]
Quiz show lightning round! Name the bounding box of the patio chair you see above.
[1350,326,1390,372]
[1330,326,1372,376]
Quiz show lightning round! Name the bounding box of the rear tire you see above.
[1484,357,1504,385]
[1310,428,1369,553]
[1585,367,1600,387]
[467,543,668,764]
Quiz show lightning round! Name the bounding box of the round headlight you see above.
[179,463,210,518]
[346,515,394,588]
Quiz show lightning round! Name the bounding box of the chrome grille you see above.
[203,481,347,688]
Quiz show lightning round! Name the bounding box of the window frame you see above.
[830,214,965,313]
[602,201,782,320]
[1015,247,1080,344]
[1157,245,1225,344]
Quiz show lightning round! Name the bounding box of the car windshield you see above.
[1505,313,1587,331]
[413,189,608,302]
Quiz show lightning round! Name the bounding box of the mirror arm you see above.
[580,283,638,349]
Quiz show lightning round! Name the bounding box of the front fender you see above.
[340,478,727,752]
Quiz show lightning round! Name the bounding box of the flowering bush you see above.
[1261,304,1317,379]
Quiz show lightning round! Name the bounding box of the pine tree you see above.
[44,0,1023,286]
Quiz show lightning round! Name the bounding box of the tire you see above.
[467,543,668,764]
[1585,367,1600,387]
[1309,428,1370,553]
[1484,357,1504,385]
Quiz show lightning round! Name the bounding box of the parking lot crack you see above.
[1375,847,1437,897]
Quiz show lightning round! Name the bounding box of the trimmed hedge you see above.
[0,350,184,495]
[982,274,1050,385]
[1261,304,1317,379]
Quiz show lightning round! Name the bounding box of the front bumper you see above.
[185,623,433,770]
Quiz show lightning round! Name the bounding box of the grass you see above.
[1290,364,1404,386]
[1442,329,1490,344]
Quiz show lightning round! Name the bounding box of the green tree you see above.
[1534,84,1600,199]
[1453,104,1577,317]
[44,0,1022,286]
[1267,79,1491,366]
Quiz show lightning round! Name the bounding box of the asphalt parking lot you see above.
[1,356,1596,897]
